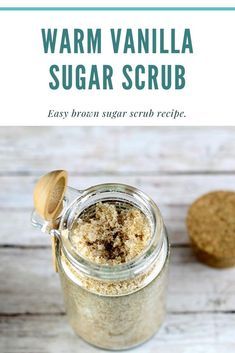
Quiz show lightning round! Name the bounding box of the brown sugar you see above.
[187,191,235,268]
[70,202,151,265]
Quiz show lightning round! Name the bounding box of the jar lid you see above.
[187,191,235,268]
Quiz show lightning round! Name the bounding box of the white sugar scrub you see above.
[32,180,170,350]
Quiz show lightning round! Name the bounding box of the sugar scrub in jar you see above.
[32,173,170,350]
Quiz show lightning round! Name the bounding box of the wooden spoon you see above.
[33,170,68,221]
[33,170,68,273]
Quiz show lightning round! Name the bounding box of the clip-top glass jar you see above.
[32,183,170,350]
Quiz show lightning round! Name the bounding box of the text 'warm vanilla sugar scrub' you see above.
[32,170,170,350]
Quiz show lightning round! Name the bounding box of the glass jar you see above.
[32,183,170,350]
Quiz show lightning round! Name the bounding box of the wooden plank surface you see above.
[1,314,235,353]
[1,175,235,210]
[1,127,235,352]
[0,174,235,246]
[1,247,235,315]
[0,127,235,174]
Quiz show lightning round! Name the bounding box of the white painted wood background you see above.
[1,127,235,353]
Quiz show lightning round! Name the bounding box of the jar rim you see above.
[59,183,165,281]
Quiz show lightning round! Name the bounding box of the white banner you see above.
[0,8,234,125]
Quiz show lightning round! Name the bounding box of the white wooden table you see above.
[1,127,235,353]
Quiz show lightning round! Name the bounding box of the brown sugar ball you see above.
[187,191,235,268]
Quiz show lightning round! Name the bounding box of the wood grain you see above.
[1,174,234,246]
[1,127,235,352]
[1,175,235,209]
[0,127,235,175]
[1,247,235,315]
[1,313,235,353]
